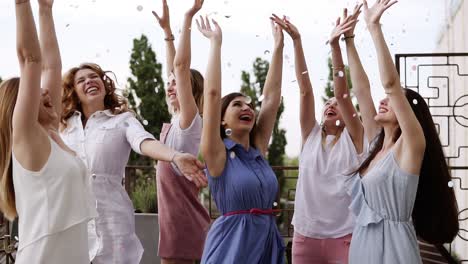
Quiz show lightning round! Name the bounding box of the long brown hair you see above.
[0,78,20,220]
[61,63,128,128]
[353,89,459,244]
[190,69,204,115]
[220,92,257,148]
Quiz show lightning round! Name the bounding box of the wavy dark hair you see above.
[61,63,129,129]
[220,92,257,148]
[353,89,459,244]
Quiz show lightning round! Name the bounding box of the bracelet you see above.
[164,34,175,41]
[170,152,178,162]
[332,65,345,69]
[342,35,355,41]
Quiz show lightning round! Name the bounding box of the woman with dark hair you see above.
[197,16,285,263]
[271,8,365,264]
[1,0,95,263]
[346,1,459,263]
[60,61,206,262]
[152,0,210,263]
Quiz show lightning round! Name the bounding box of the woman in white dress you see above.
[59,62,207,262]
[0,0,96,263]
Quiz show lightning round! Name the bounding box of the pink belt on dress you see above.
[223,208,281,217]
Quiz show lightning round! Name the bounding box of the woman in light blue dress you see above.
[345,1,459,263]
[196,16,285,264]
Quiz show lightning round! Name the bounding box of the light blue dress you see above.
[201,139,285,264]
[347,150,422,264]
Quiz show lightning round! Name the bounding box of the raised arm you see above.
[253,20,284,155]
[152,0,175,77]
[344,4,380,142]
[173,0,203,129]
[271,14,315,145]
[197,16,225,177]
[38,0,62,129]
[13,0,42,137]
[329,11,364,153]
[364,0,425,169]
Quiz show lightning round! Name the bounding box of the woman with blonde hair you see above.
[1,0,95,263]
[60,63,206,262]
[152,0,210,263]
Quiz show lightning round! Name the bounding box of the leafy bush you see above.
[131,177,157,214]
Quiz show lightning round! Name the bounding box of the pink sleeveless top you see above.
[156,117,210,259]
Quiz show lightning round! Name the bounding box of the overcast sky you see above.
[0,0,446,156]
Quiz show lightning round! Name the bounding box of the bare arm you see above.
[329,13,364,153]
[12,0,49,171]
[13,0,42,135]
[271,15,315,145]
[344,4,380,142]
[197,17,225,177]
[365,0,425,173]
[254,20,284,155]
[39,0,62,129]
[173,0,203,129]
[152,0,175,77]
[140,139,206,187]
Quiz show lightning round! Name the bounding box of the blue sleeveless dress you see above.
[201,139,285,264]
[346,150,422,263]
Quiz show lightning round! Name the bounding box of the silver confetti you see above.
[244,96,252,104]
[448,181,454,188]
[258,95,265,102]
[335,120,341,126]
[230,151,236,159]
[143,120,149,126]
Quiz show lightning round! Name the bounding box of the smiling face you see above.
[73,68,106,108]
[322,97,344,128]
[38,88,58,125]
[375,96,398,125]
[166,72,180,112]
[222,96,256,136]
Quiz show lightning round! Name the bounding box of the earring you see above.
[225,128,232,136]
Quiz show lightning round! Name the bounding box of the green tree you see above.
[126,34,170,166]
[322,57,359,111]
[240,58,287,179]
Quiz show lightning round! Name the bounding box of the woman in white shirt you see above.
[272,9,367,264]
[1,0,95,263]
[59,62,207,264]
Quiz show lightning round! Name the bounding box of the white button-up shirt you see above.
[60,110,155,263]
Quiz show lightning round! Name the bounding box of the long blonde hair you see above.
[0,78,20,220]
[61,63,129,129]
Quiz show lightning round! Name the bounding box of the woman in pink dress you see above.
[152,0,210,263]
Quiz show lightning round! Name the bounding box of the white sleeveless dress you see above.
[12,137,97,264]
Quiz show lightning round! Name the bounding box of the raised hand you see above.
[187,0,204,17]
[38,0,54,8]
[329,9,357,46]
[173,153,208,188]
[152,0,170,30]
[270,14,300,41]
[196,16,222,44]
[344,3,363,37]
[363,0,398,25]
[271,20,284,48]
